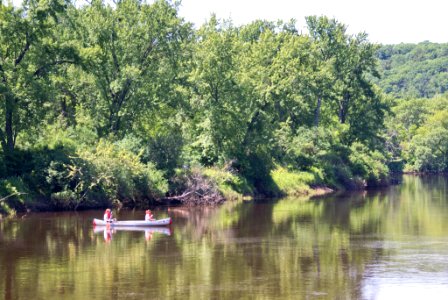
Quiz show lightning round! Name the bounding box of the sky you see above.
[177,0,448,44]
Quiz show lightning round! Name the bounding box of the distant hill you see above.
[375,42,448,98]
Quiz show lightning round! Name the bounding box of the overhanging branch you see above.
[15,33,31,67]
[33,60,77,77]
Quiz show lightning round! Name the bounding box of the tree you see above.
[409,110,448,171]
[0,0,78,164]
[187,16,246,165]
[305,16,343,127]
[76,0,191,137]
[306,16,387,146]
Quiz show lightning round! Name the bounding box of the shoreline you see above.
[1,167,405,217]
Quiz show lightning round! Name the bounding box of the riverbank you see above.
[0,161,395,217]
[0,148,393,217]
[162,166,336,206]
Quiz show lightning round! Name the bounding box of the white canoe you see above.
[92,217,172,227]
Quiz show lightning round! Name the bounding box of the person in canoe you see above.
[145,209,155,221]
[104,208,114,223]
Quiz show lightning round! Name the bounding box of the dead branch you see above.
[0,192,27,203]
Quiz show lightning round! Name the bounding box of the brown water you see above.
[2,175,448,299]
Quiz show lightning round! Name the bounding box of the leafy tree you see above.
[306,16,387,146]
[389,95,448,172]
[76,0,191,137]
[0,0,78,160]
[408,110,448,171]
[305,16,342,127]
[186,17,246,165]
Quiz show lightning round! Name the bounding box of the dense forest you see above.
[376,42,448,98]
[1,0,444,215]
[376,43,448,173]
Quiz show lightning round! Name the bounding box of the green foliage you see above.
[0,122,169,212]
[275,124,339,170]
[76,0,192,136]
[376,42,448,98]
[270,167,317,196]
[187,17,246,165]
[349,142,389,186]
[140,124,184,177]
[274,124,389,189]
[73,140,168,207]
[386,94,448,173]
[0,177,32,215]
[408,110,448,171]
[0,0,79,162]
[0,2,396,214]
[202,167,253,199]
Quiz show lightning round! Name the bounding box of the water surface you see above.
[2,175,448,299]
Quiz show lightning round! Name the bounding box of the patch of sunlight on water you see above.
[364,282,448,300]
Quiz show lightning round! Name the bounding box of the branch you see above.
[116,78,132,108]
[110,29,121,75]
[15,33,31,67]
[103,73,115,101]
[141,39,156,65]
[0,124,7,152]
[138,38,158,73]
[33,60,77,77]
[164,191,194,200]
[0,63,7,85]
[60,86,77,101]
[0,192,27,203]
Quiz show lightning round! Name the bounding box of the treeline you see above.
[375,43,448,172]
[386,94,448,172]
[376,42,448,98]
[0,0,392,214]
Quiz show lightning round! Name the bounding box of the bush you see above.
[270,166,317,196]
[142,130,184,177]
[1,134,169,212]
[349,142,390,186]
[0,177,32,215]
[74,140,168,207]
[169,166,226,205]
[319,152,358,189]
[203,166,253,199]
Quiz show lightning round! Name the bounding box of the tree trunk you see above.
[1,95,16,176]
[4,95,15,154]
[339,93,350,124]
[314,96,321,127]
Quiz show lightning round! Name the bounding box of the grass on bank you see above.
[270,166,322,196]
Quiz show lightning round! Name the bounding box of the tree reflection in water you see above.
[2,176,448,299]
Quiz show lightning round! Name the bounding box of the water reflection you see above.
[1,175,448,299]
[92,225,172,242]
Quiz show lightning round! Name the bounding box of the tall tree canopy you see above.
[0,0,78,158]
[75,0,191,137]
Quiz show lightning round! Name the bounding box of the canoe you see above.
[92,217,172,227]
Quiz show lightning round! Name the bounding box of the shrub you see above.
[74,140,168,207]
[0,177,32,215]
[349,142,390,186]
[169,166,225,205]
[203,166,253,199]
[270,166,317,196]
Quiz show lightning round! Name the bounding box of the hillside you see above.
[376,42,448,98]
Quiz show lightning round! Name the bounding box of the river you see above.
[1,175,448,299]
